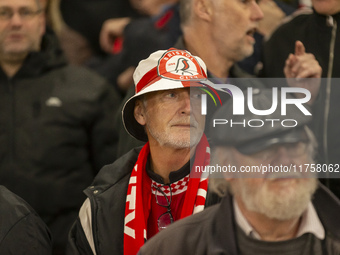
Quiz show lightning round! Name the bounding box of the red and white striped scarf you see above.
[123,134,210,255]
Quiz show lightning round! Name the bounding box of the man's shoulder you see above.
[140,204,220,255]
[43,64,121,104]
[49,64,109,87]
[268,9,313,40]
[0,186,52,252]
[0,186,32,217]
[85,147,142,196]
[0,186,40,239]
[167,202,219,228]
[282,9,313,26]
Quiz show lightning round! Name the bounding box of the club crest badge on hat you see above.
[157,50,205,81]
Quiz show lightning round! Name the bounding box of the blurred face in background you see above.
[0,0,45,61]
[208,0,264,62]
[312,0,340,15]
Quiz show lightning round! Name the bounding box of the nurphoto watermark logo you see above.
[200,83,311,128]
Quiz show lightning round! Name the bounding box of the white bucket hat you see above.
[122,48,212,141]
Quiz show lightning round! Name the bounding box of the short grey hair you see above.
[208,126,318,197]
[179,0,193,26]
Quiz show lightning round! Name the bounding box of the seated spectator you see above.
[0,0,120,254]
[261,0,340,197]
[67,48,220,255]
[139,89,340,255]
[0,185,52,254]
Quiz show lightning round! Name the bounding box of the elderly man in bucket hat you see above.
[66,48,220,255]
[138,88,340,255]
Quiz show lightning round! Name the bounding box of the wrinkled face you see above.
[312,0,340,15]
[210,0,263,62]
[0,0,45,60]
[229,144,317,220]
[134,88,206,149]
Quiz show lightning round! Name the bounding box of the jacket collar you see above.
[312,9,340,29]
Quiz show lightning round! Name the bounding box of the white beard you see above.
[146,116,204,149]
[235,178,318,220]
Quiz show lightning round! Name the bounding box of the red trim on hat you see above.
[181,81,191,87]
[136,67,158,93]
[140,76,162,92]
[201,68,207,78]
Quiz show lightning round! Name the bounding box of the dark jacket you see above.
[139,183,340,255]
[67,147,220,255]
[0,29,120,252]
[261,10,340,197]
[0,185,52,254]
[262,10,340,79]
[60,0,136,55]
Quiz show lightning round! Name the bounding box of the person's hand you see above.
[258,0,285,37]
[129,0,162,15]
[99,17,131,53]
[284,41,322,104]
[284,41,321,79]
[117,67,136,92]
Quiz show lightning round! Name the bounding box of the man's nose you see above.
[180,91,191,114]
[251,1,264,21]
[272,146,294,165]
[10,12,24,26]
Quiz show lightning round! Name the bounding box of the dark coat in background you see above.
[0,185,52,254]
[0,29,120,254]
[261,10,340,198]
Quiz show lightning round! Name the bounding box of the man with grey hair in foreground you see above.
[139,89,340,255]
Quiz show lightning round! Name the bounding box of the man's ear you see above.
[134,99,146,126]
[194,0,213,22]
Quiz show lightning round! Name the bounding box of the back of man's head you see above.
[179,0,192,26]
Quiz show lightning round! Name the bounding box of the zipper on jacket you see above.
[323,16,337,182]
[89,193,99,255]
[8,78,16,163]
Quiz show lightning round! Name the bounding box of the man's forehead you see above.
[0,0,40,8]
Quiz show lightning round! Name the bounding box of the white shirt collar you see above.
[233,199,325,240]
